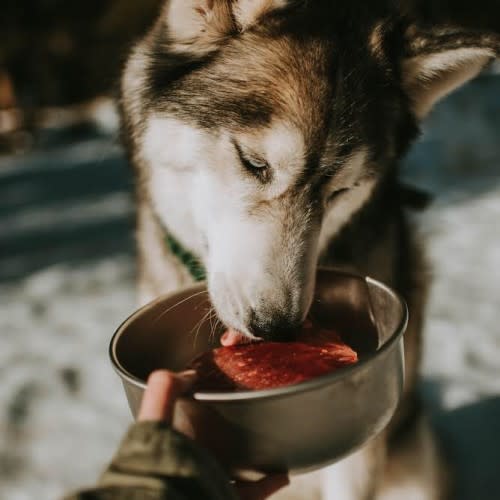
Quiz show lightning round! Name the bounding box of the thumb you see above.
[138,370,197,423]
[234,474,290,500]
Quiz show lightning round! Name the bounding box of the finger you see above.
[138,370,197,423]
[234,474,290,500]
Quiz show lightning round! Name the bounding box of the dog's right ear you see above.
[164,0,295,55]
[164,0,235,55]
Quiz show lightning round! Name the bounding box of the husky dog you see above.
[120,1,499,498]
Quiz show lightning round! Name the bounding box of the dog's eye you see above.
[245,157,268,170]
[326,188,350,204]
[233,141,271,183]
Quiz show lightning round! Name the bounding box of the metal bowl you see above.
[109,268,407,474]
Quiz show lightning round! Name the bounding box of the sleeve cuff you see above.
[101,421,237,500]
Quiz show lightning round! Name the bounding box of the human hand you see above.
[138,370,289,500]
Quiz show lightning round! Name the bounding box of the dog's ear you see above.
[165,0,293,55]
[233,0,290,30]
[401,23,500,118]
[164,0,235,55]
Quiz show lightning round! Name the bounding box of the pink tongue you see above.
[220,329,254,347]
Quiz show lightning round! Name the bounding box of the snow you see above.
[0,258,134,500]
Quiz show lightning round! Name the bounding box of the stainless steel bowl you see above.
[110,268,407,474]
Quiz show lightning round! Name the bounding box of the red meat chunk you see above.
[190,323,358,392]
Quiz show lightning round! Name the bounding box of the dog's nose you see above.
[248,309,302,342]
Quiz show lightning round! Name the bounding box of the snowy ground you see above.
[1,75,500,500]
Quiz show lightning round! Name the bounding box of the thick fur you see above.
[120,1,500,498]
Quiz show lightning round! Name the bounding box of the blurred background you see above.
[1,1,499,499]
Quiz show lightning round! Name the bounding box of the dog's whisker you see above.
[190,306,214,348]
[152,290,208,324]
[208,308,216,339]
[208,308,220,343]
[211,314,224,343]
[206,307,220,343]
[190,307,212,337]
[193,311,211,348]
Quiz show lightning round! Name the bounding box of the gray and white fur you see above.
[120,1,500,498]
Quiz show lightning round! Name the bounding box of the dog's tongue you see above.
[220,329,254,346]
[221,321,315,346]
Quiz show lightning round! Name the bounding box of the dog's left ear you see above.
[401,24,500,118]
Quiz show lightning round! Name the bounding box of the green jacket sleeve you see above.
[63,421,238,500]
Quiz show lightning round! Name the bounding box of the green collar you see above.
[165,232,206,282]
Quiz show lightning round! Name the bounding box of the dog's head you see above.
[122,0,498,340]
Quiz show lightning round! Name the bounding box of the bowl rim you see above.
[109,269,408,402]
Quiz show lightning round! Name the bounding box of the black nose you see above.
[248,310,302,342]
